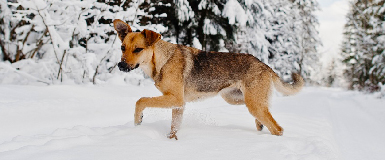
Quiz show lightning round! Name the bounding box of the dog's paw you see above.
[134,113,143,126]
[255,120,264,131]
[276,129,284,136]
[272,126,284,136]
[257,124,264,131]
[167,133,178,140]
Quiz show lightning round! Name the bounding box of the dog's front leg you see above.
[134,94,184,126]
[134,97,149,125]
[168,108,184,140]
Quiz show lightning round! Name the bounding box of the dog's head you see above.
[113,19,161,72]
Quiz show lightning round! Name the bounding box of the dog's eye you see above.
[121,46,125,52]
[133,48,144,53]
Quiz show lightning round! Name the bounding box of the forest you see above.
[0,0,384,95]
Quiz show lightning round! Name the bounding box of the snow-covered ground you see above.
[0,84,384,160]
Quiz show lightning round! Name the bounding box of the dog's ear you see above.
[141,29,161,46]
[113,19,132,41]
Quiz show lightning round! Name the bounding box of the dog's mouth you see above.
[118,62,139,72]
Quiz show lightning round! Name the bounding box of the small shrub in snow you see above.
[0,0,163,85]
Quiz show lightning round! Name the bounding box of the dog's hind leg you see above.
[244,89,282,135]
[168,108,184,140]
[243,76,283,136]
[221,87,265,131]
[255,119,264,131]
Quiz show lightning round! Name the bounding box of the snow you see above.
[175,0,194,22]
[223,0,247,26]
[192,37,202,50]
[0,85,384,159]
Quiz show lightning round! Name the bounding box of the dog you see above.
[113,19,304,140]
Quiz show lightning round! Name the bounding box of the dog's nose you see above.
[118,61,140,72]
[118,61,127,68]
[118,61,129,72]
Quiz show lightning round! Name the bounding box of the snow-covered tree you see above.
[232,0,321,81]
[147,0,236,51]
[369,0,385,88]
[263,0,302,78]
[290,0,322,83]
[342,0,385,91]
[323,58,337,87]
[238,0,298,78]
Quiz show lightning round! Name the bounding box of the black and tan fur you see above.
[113,19,304,140]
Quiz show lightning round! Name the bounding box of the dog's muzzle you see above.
[118,61,139,72]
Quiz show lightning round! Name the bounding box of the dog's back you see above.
[185,51,262,92]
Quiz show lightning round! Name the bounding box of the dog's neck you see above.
[153,40,174,72]
[140,40,174,80]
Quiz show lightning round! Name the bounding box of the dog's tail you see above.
[272,72,304,96]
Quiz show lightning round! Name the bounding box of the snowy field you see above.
[0,84,384,160]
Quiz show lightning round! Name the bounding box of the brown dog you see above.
[113,19,304,140]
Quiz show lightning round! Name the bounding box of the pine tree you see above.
[342,0,385,91]
[146,0,236,51]
[290,0,322,83]
[266,0,301,78]
[369,0,385,87]
[239,0,322,80]
[324,58,337,87]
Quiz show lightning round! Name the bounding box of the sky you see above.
[316,0,350,65]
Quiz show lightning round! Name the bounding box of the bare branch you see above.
[28,28,48,58]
